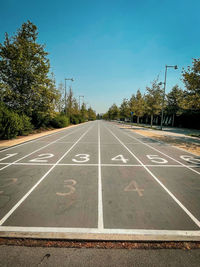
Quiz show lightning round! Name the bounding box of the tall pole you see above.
[79,95,84,110]
[65,79,67,115]
[160,65,167,130]
[160,65,177,130]
[64,78,74,115]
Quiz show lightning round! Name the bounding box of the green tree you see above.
[166,85,184,126]
[130,89,145,124]
[65,86,73,121]
[88,107,96,120]
[0,21,59,126]
[182,58,200,110]
[80,102,88,121]
[57,81,65,112]
[119,98,130,120]
[145,80,163,127]
[108,104,119,120]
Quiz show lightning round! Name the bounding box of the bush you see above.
[51,115,69,128]
[18,114,33,135]
[0,104,34,139]
[0,108,22,139]
[70,115,80,125]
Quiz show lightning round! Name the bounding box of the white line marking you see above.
[0,124,87,153]
[0,127,83,171]
[115,124,200,175]
[105,125,200,229]
[0,226,199,237]
[0,125,93,226]
[98,121,104,229]
[0,162,198,168]
[0,153,18,162]
[115,121,200,157]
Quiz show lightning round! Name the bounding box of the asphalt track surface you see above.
[0,120,200,241]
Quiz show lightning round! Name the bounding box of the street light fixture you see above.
[64,78,74,114]
[160,65,178,130]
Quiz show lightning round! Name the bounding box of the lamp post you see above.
[79,95,84,110]
[160,65,178,130]
[64,78,74,115]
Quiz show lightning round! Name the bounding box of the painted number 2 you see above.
[30,153,54,162]
[72,154,90,163]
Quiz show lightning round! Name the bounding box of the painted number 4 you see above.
[111,155,129,163]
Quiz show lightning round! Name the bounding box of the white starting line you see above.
[0,162,199,168]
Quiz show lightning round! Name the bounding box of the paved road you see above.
[0,246,200,267]
[0,120,200,240]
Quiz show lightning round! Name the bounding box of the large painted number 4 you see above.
[111,155,129,163]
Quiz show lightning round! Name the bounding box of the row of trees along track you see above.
[103,60,200,129]
[0,21,96,139]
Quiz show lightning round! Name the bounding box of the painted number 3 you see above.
[72,154,90,163]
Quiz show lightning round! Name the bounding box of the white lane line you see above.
[105,125,200,229]
[1,162,198,168]
[0,226,199,237]
[114,121,200,157]
[0,125,93,226]
[0,123,88,153]
[0,126,84,171]
[113,124,200,176]
[98,121,104,229]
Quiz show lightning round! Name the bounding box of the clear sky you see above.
[1,0,200,113]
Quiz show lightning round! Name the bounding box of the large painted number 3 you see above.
[56,179,77,196]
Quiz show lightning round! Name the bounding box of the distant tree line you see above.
[0,21,96,139]
[103,59,200,129]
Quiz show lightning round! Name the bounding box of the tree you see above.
[57,82,65,112]
[108,104,119,120]
[119,98,130,120]
[145,80,163,127]
[80,102,88,121]
[130,89,145,124]
[65,86,73,121]
[0,21,59,127]
[166,85,184,126]
[182,58,200,110]
[88,107,96,120]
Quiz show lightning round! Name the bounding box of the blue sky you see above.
[1,0,200,113]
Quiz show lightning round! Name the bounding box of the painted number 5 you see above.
[146,155,168,164]
[72,154,90,163]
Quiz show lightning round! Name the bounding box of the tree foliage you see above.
[0,21,59,123]
[130,89,145,124]
[145,80,163,127]
[182,58,200,110]
[0,21,96,139]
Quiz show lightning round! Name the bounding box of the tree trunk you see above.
[137,116,139,125]
[172,113,175,127]
[151,114,153,128]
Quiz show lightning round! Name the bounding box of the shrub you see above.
[18,114,33,135]
[70,115,80,125]
[0,107,23,139]
[51,115,69,128]
[0,105,33,139]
